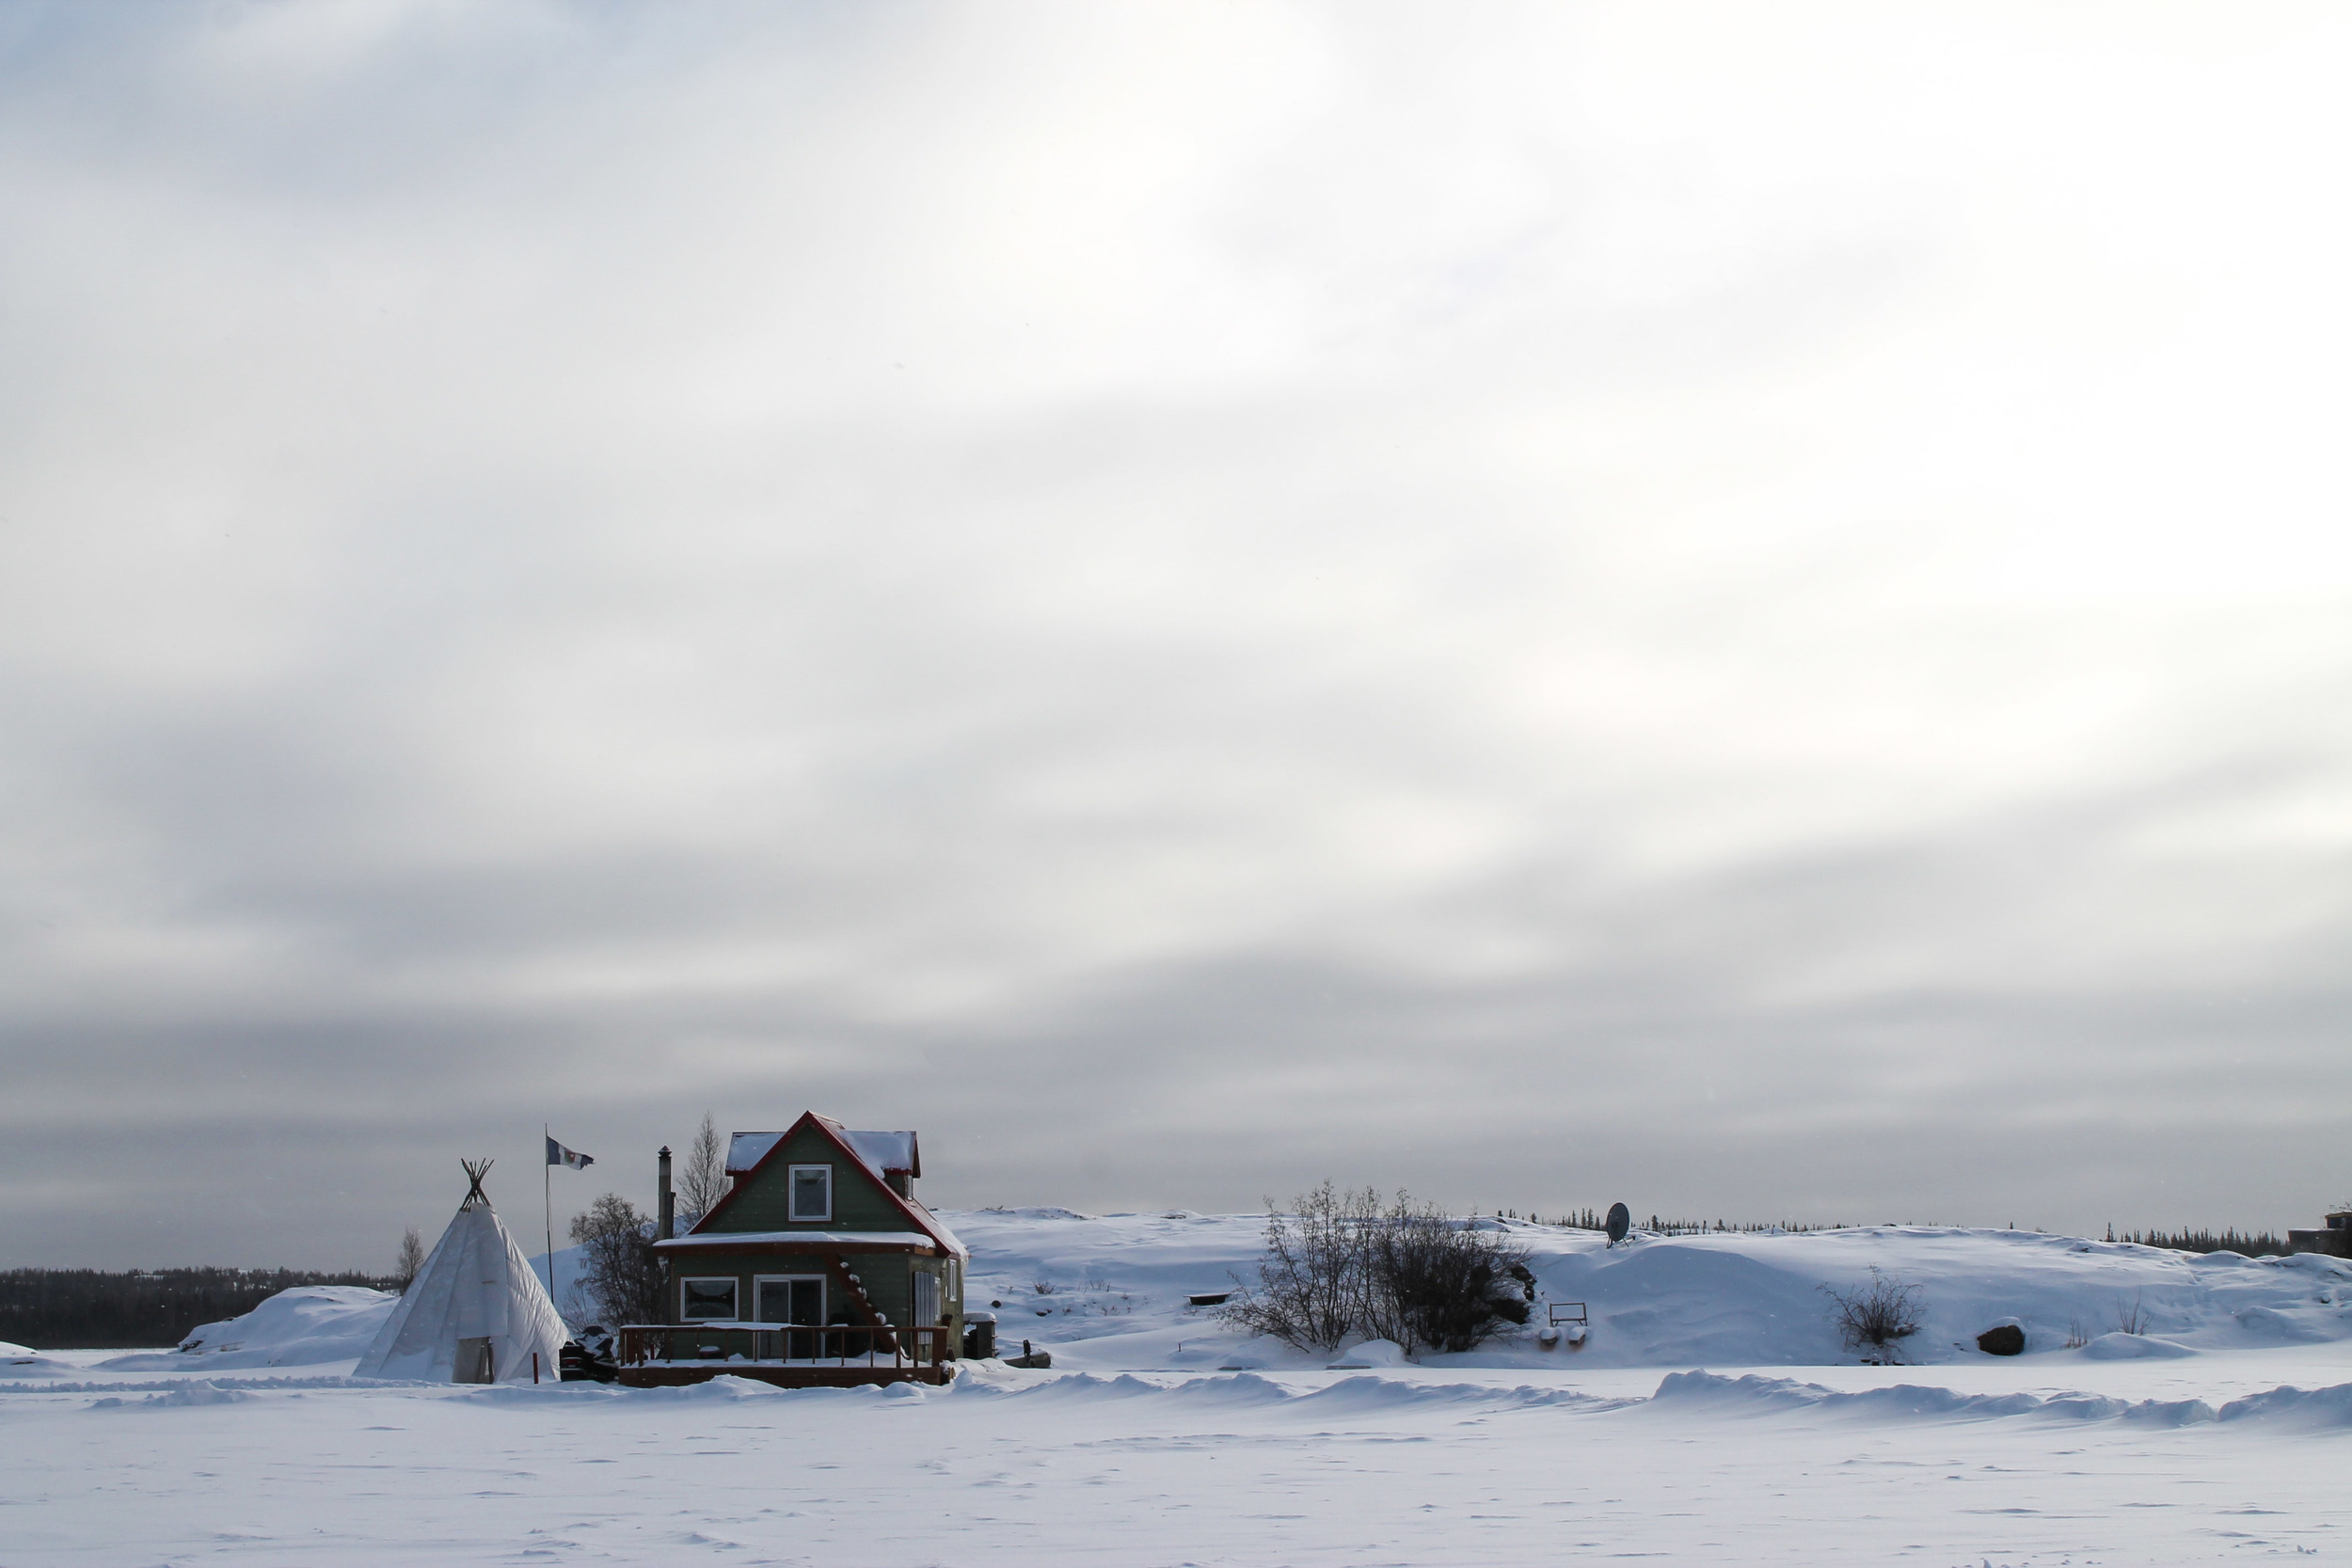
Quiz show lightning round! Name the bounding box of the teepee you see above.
[355,1159,570,1384]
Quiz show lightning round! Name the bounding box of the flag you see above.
[547,1136,594,1171]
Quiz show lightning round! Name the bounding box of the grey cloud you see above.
[8,752,2346,1265]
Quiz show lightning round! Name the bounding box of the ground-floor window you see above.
[754,1275,825,1326]
[680,1276,739,1321]
[752,1274,839,1360]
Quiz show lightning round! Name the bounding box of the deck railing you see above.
[617,1322,950,1371]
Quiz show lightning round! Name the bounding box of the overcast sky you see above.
[4,1,2348,1271]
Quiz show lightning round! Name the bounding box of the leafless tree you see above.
[393,1227,425,1293]
[676,1112,728,1226]
[568,1195,666,1327]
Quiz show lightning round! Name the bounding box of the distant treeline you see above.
[2106,1227,2289,1257]
[1508,1211,2295,1254]
[0,1268,398,1351]
[1510,1210,1860,1234]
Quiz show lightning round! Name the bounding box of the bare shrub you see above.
[1360,1198,1534,1356]
[393,1227,426,1294]
[1822,1267,1925,1363]
[568,1195,666,1327]
[1221,1182,1536,1356]
[1031,1279,1058,1296]
[1221,1181,1375,1353]
[2114,1293,2148,1336]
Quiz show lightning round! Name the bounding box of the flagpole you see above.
[544,1123,555,1300]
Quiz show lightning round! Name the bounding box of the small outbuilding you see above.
[2287,1211,2352,1259]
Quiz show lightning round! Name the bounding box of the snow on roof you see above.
[653,1230,940,1252]
[728,1127,917,1179]
[912,1205,966,1259]
[841,1129,918,1178]
[725,1132,783,1175]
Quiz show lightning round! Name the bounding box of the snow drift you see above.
[97,1286,397,1372]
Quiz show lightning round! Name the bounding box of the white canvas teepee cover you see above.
[355,1164,569,1383]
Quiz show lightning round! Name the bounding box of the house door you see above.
[911,1268,940,1327]
[755,1276,824,1359]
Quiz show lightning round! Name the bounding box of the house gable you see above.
[690,1112,956,1251]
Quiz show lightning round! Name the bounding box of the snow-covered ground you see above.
[6,1212,2350,1564]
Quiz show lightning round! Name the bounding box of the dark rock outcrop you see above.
[1976,1323,2026,1356]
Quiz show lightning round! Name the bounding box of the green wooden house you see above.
[617,1112,969,1387]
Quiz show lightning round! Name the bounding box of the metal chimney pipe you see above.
[657,1145,675,1242]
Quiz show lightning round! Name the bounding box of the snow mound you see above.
[462,1377,880,1408]
[89,1380,253,1410]
[1327,1338,1410,1369]
[2216,1383,2352,1430]
[0,1354,85,1379]
[638,1373,803,1402]
[1299,1377,1612,1413]
[108,1287,398,1371]
[2081,1332,2198,1359]
[1647,1370,2218,1427]
[0,1338,34,1356]
[2231,1305,2329,1342]
[6,1376,356,1395]
[950,1370,1611,1412]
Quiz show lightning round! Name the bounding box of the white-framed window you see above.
[788,1164,833,1222]
[945,1258,961,1307]
[680,1276,739,1321]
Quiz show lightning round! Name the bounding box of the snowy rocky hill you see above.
[949,1209,2352,1370]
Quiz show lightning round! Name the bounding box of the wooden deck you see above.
[614,1323,955,1388]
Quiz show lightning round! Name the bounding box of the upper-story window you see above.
[788,1164,833,1222]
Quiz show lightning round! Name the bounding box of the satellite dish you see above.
[1605,1202,1630,1246]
